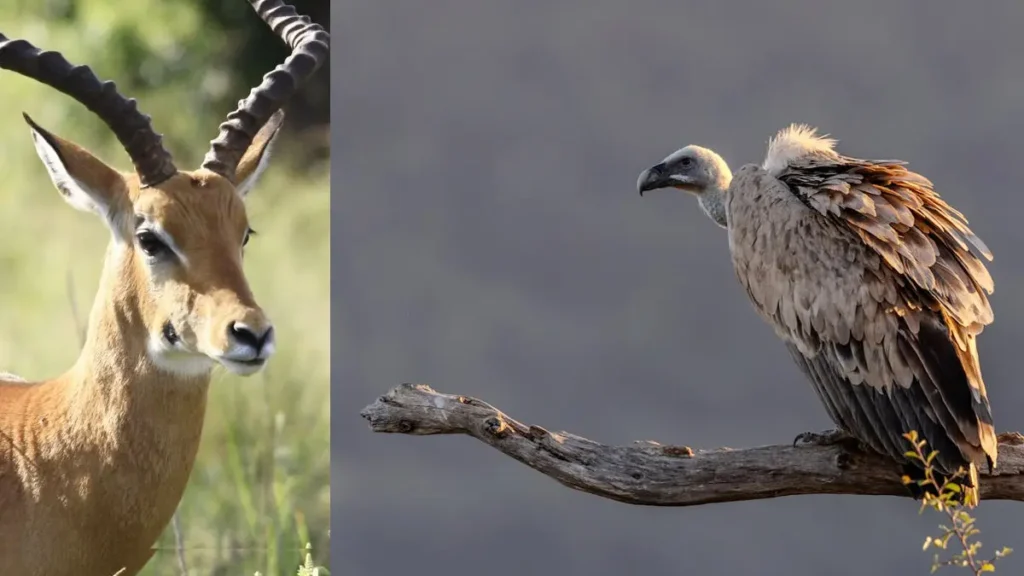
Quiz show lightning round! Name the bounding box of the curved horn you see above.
[0,34,177,187]
[200,0,329,183]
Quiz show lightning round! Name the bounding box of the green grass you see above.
[0,11,331,574]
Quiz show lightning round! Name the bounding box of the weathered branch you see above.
[360,383,1024,506]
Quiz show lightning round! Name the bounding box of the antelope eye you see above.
[243,228,256,247]
[136,230,169,258]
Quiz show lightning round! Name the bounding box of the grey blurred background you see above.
[333,1,1024,574]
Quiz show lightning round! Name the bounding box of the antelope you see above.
[0,1,328,574]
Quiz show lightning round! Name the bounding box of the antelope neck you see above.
[60,245,211,442]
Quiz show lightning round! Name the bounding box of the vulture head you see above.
[637,144,733,228]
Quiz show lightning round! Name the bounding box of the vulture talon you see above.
[793,429,850,447]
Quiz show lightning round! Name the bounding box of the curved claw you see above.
[793,428,851,447]
[792,432,814,447]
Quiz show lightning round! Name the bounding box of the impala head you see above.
[0,0,329,377]
[637,145,733,228]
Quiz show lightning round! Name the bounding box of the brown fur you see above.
[0,116,280,575]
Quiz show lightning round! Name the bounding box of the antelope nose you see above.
[228,321,275,356]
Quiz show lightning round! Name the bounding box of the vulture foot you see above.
[792,428,856,448]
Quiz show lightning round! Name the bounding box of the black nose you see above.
[228,322,273,352]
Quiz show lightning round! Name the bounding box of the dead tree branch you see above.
[360,383,1024,506]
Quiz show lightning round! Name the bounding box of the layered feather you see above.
[725,127,997,500]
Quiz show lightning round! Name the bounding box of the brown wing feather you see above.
[777,158,997,468]
[726,165,997,480]
[782,158,993,326]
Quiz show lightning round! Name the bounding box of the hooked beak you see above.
[637,162,693,196]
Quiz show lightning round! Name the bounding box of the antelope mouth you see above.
[217,355,269,376]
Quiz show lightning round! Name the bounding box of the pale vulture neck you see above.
[698,153,733,229]
[698,189,728,228]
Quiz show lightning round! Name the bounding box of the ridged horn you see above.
[0,34,177,187]
[200,0,329,182]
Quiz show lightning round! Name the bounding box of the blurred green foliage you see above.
[0,1,329,574]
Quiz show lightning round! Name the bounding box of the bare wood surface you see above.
[360,383,1024,506]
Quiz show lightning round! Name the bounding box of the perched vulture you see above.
[636,125,997,506]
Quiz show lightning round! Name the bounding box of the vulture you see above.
[636,124,997,506]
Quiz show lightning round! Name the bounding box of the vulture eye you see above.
[136,230,170,258]
[678,157,693,167]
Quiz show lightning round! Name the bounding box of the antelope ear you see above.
[24,113,131,237]
[234,109,285,198]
